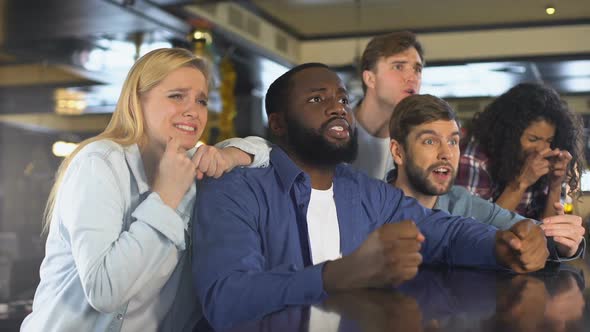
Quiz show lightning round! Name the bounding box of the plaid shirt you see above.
[455,138,546,219]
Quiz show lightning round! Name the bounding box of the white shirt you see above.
[306,185,341,265]
[306,186,342,331]
[351,121,394,180]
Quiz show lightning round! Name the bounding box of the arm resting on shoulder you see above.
[215,136,271,168]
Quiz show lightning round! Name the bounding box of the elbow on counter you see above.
[199,278,248,330]
[201,286,231,330]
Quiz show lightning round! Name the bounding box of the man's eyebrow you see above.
[388,60,423,68]
[306,87,349,94]
[414,130,460,138]
[414,129,438,137]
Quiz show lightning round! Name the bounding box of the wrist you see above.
[153,188,181,209]
[510,178,529,192]
[493,231,511,269]
[556,243,575,258]
[323,260,345,293]
[323,257,357,292]
[223,147,253,167]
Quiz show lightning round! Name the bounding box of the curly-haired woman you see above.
[455,82,586,256]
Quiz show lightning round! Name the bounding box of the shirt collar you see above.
[433,194,444,209]
[270,146,308,192]
[124,144,150,195]
[270,146,357,192]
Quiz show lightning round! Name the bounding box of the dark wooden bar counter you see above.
[2,249,589,331]
[221,257,590,332]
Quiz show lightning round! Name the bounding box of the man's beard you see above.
[405,155,454,196]
[285,114,358,167]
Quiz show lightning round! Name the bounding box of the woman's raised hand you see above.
[152,137,198,209]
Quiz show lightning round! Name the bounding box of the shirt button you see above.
[117,314,123,320]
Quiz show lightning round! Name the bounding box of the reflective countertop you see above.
[2,253,589,331]
[223,260,590,332]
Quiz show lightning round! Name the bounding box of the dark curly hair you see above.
[470,82,585,198]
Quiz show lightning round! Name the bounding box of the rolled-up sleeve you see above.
[215,136,271,168]
[548,237,586,262]
[376,182,500,269]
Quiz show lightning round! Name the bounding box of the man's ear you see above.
[362,70,376,91]
[390,139,405,166]
[268,112,286,137]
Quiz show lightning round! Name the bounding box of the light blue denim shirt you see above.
[435,185,585,262]
[435,186,526,230]
[21,137,269,332]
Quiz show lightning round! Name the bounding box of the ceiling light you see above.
[52,141,78,157]
[546,5,556,15]
[191,30,212,45]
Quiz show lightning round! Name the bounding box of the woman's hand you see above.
[517,148,560,188]
[192,145,253,180]
[541,202,585,258]
[152,137,198,209]
[547,150,572,190]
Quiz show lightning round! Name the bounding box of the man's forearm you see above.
[196,263,327,329]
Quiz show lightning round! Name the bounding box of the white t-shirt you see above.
[309,306,341,331]
[352,121,394,180]
[306,185,342,330]
[306,185,341,265]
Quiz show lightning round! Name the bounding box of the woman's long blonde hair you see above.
[43,48,210,232]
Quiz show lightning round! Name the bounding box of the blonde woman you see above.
[21,48,269,331]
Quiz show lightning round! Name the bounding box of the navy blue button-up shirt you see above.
[193,147,501,329]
